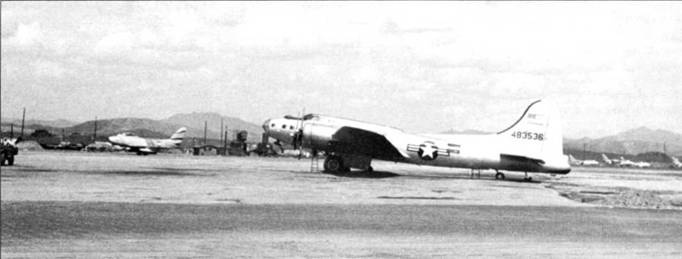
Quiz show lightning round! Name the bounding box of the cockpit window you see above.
[123,132,136,136]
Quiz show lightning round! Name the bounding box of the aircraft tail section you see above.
[497,100,565,163]
[170,127,187,141]
[601,154,611,164]
[672,157,682,168]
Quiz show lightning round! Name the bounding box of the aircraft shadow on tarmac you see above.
[99,167,218,176]
[324,170,401,178]
[321,169,543,183]
[8,165,212,177]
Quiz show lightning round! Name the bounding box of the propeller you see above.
[296,109,304,160]
[273,140,285,154]
[284,115,303,120]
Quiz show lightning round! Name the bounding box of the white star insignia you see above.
[420,144,437,159]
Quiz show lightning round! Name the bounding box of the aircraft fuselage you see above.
[264,113,571,175]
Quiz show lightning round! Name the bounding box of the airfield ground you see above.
[2,151,682,257]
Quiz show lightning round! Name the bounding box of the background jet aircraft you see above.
[568,154,600,166]
[619,156,651,168]
[263,99,570,181]
[108,127,186,155]
[672,157,682,168]
[603,154,650,168]
[601,154,615,165]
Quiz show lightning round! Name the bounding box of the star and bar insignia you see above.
[407,141,460,161]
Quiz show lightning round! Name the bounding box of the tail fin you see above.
[170,127,187,141]
[497,100,564,160]
[568,154,577,162]
[601,154,612,164]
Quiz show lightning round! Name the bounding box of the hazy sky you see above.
[2,2,681,138]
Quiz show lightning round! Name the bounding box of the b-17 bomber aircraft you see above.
[108,127,187,155]
[263,100,570,181]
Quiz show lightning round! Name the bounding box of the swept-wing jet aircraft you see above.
[672,157,682,168]
[568,155,600,166]
[619,156,651,168]
[263,100,570,180]
[108,127,186,155]
[601,154,614,165]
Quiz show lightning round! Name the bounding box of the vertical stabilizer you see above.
[497,100,564,161]
[170,127,187,141]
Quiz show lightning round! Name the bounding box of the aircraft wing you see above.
[330,126,408,161]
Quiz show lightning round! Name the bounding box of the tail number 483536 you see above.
[511,131,544,141]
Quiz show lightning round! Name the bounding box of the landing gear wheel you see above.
[495,172,505,180]
[7,155,14,166]
[523,172,532,182]
[324,156,344,173]
[366,166,373,173]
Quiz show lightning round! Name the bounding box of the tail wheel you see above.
[324,156,344,173]
[495,172,505,180]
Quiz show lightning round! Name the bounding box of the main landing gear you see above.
[494,170,532,181]
[323,154,373,174]
[494,170,505,180]
[323,155,350,173]
[523,171,533,182]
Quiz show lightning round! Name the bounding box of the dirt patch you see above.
[548,184,679,210]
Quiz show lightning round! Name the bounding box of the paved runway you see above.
[2,152,682,257]
[3,201,682,258]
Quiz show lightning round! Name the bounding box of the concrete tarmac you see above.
[3,201,682,258]
[2,151,682,257]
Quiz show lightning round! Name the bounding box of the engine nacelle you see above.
[301,122,337,151]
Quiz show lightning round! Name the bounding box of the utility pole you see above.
[10,124,14,138]
[224,126,228,155]
[663,142,667,154]
[20,107,26,138]
[93,116,98,141]
[203,121,207,145]
[583,143,586,161]
[220,118,224,144]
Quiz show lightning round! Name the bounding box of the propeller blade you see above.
[284,115,303,120]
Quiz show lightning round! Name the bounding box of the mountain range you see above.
[564,127,682,157]
[1,113,264,143]
[1,118,79,129]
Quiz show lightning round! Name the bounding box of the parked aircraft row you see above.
[601,154,651,168]
[569,154,654,168]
